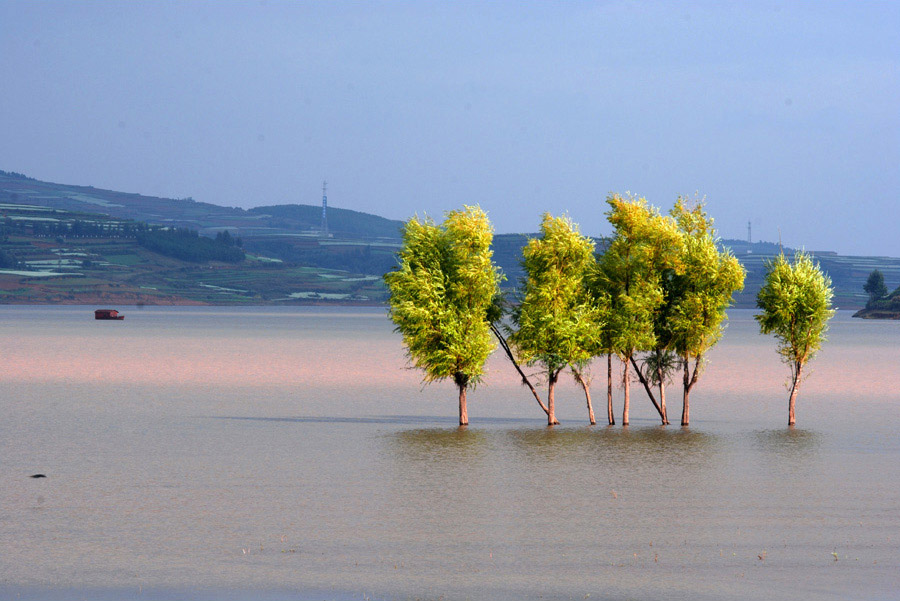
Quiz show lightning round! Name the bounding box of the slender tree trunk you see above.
[607,353,615,426]
[575,371,596,425]
[655,354,668,425]
[458,382,468,426]
[681,356,690,427]
[681,354,702,427]
[547,370,560,426]
[629,356,668,425]
[788,361,803,426]
[490,323,550,416]
[622,357,630,426]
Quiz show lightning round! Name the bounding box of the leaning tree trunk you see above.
[607,354,615,426]
[622,357,630,426]
[629,356,668,425]
[547,370,561,426]
[458,381,468,426]
[574,371,596,425]
[490,323,550,417]
[787,360,803,426]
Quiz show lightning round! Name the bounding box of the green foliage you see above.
[861,281,900,313]
[756,251,835,368]
[136,228,245,263]
[864,269,888,305]
[667,197,746,365]
[591,193,677,359]
[384,206,502,388]
[510,214,604,375]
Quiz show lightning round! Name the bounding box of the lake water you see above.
[1,306,898,601]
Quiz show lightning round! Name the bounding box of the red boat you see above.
[94,309,124,320]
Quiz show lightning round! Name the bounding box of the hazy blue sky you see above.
[1,1,897,255]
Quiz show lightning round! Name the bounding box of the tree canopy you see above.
[864,269,888,305]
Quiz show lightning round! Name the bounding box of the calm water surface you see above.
[1,306,898,600]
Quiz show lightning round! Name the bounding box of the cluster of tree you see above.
[136,227,245,263]
[214,229,243,248]
[29,218,148,239]
[386,196,835,428]
[0,170,35,181]
[0,247,20,269]
[863,270,900,311]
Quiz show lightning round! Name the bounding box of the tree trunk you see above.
[607,353,615,426]
[681,357,690,426]
[629,356,668,425]
[622,357,630,426]
[547,370,560,426]
[681,354,701,427]
[575,371,596,425]
[788,361,803,426]
[490,323,550,416]
[655,355,668,425]
[458,382,468,426]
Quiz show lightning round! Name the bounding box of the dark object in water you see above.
[30,474,46,478]
[95,309,124,320]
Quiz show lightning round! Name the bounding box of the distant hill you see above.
[249,204,403,240]
[0,202,388,305]
[0,170,253,233]
[2,169,898,309]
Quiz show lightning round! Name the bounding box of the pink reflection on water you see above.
[4,333,418,388]
[4,311,899,402]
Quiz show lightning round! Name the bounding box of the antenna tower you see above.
[321,180,328,236]
[747,220,751,244]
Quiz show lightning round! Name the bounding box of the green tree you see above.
[667,197,746,426]
[864,269,888,306]
[591,194,668,425]
[384,206,502,426]
[756,251,835,426]
[509,214,604,425]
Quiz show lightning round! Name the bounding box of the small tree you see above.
[756,251,835,426]
[864,270,888,306]
[385,206,502,426]
[509,214,603,426]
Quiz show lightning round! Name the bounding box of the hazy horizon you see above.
[1,1,897,255]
